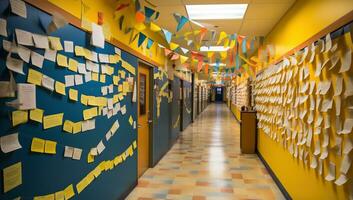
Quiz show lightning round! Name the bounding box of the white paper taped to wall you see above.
[0,132,22,153]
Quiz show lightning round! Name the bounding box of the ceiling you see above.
[141,0,296,46]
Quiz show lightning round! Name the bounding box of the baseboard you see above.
[119,180,138,200]
[257,151,292,200]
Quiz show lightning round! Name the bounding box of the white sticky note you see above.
[335,174,348,186]
[105,131,112,141]
[108,84,114,94]
[65,75,75,87]
[77,63,86,74]
[74,75,83,85]
[72,148,82,160]
[340,154,352,174]
[120,105,126,115]
[343,137,353,155]
[17,83,36,110]
[85,72,91,82]
[90,148,98,156]
[91,23,105,48]
[42,75,55,91]
[10,0,27,18]
[32,34,49,49]
[310,155,317,169]
[98,54,109,63]
[335,76,343,96]
[0,133,22,153]
[339,118,353,134]
[97,140,105,155]
[325,33,332,53]
[115,47,121,55]
[15,29,33,46]
[0,18,8,37]
[64,41,74,53]
[64,146,74,158]
[17,45,31,63]
[44,49,57,62]
[6,56,24,75]
[344,76,353,98]
[101,86,108,95]
[339,49,351,73]
[31,51,44,68]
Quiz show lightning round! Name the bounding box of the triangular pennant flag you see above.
[135,0,141,11]
[129,29,138,44]
[138,32,147,47]
[146,38,154,49]
[150,22,161,32]
[211,31,216,42]
[135,11,145,23]
[197,60,203,72]
[173,13,181,23]
[134,23,146,31]
[164,48,172,56]
[180,55,188,64]
[169,42,179,51]
[187,40,193,46]
[220,51,227,59]
[217,31,227,45]
[144,6,155,19]
[181,47,189,54]
[162,29,172,43]
[204,63,209,74]
[116,3,130,12]
[171,53,180,60]
[176,16,189,32]
[235,54,240,69]
[154,11,160,20]
[199,28,207,43]
[242,37,247,53]
[207,52,214,58]
[118,15,124,30]
[223,38,229,48]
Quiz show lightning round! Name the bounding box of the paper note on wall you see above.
[44,140,57,154]
[17,83,36,110]
[3,162,22,193]
[43,113,64,129]
[12,110,28,126]
[30,108,44,123]
[31,137,45,153]
[0,132,22,153]
[91,23,105,48]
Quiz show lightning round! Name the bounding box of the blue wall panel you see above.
[182,81,192,130]
[152,68,170,165]
[170,76,180,143]
[0,1,137,199]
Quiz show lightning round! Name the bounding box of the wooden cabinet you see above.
[240,111,257,154]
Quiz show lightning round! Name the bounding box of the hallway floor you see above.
[127,104,284,200]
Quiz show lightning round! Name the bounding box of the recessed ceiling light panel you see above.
[186,4,248,20]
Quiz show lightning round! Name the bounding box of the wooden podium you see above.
[240,111,257,154]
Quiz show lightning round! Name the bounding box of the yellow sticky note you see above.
[109,54,119,64]
[34,194,54,200]
[48,36,63,51]
[69,89,78,101]
[68,58,78,72]
[83,48,92,60]
[106,66,114,75]
[123,81,130,93]
[118,84,123,92]
[57,54,68,67]
[92,72,99,81]
[87,153,94,163]
[63,120,73,133]
[129,115,133,126]
[27,68,43,86]
[55,191,65,200]
[113,95,119,104]
[12,110,28,126]
[95,97,107,107]
[114,155,122,166]
[119,70,126,79]
[30,108,44,123]
[3,162,22,193]
[100,74,106,83]
[75,46,85,56]
[83,107,97,120]
[73,122,82,134]
[55,81,66,95]
[44,140,57,154]
[113,75,119,85]
[64,184,75,200]
[43,113,64,129]
[121,60,136,75]
[133,140,137,149]
[80,94,88,105]
[92,166,101,178]
[31,137,45,153]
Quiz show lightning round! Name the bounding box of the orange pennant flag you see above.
[135,11,145,23]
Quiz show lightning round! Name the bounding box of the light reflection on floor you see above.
[127,103,284,200]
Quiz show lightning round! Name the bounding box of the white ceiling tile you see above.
[244,3,294,20]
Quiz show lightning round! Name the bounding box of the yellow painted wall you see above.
[259,1,353,199]
[265,0,353,60]
[230,103,240,121]
[48,0,167,66]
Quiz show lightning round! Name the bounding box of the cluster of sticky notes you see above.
[34,184,75,200]
[63,120,82,134]
[101,84,114,95]
[31,137,57,154]
[43,113,64,129]
[3,162,22,193]
[64,146,82,160]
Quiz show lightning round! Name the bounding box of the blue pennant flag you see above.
[242,37,247,53]
[138,32,147,47]
[147,38,154,49]
[144,6,155,19]
[235,54,240,70]
[176,16,189,32]
[162,29,172,43]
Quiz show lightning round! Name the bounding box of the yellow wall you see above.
[265,0,353,60]
[48,0,167,66]
[259,1,353,199]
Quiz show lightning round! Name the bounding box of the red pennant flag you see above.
[116,3,130,11]
[135,11,145,23]
[199,28,207,43]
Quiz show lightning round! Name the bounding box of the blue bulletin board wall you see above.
[170,76,180,143]
[182,81,192,130]
[151,68,170,165]
[0,1,137,199]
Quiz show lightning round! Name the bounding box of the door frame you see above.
[137,60,154,174]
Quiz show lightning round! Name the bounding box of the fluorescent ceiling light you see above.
[186,4,248,20]
[200,46,230,52]
[210,63,226,67]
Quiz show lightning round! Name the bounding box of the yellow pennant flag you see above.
[180,55,188,64]
[217,31,227,45]
[207,52,214,58]
[169,42,179,50]
[150,22,161,32]
[134,23,146,31]
[220,51,227,59]
[229,40,236,48]
[223,38,229,48]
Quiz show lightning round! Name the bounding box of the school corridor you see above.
[127,104,284,200]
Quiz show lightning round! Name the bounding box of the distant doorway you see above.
[215,87,223,102]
